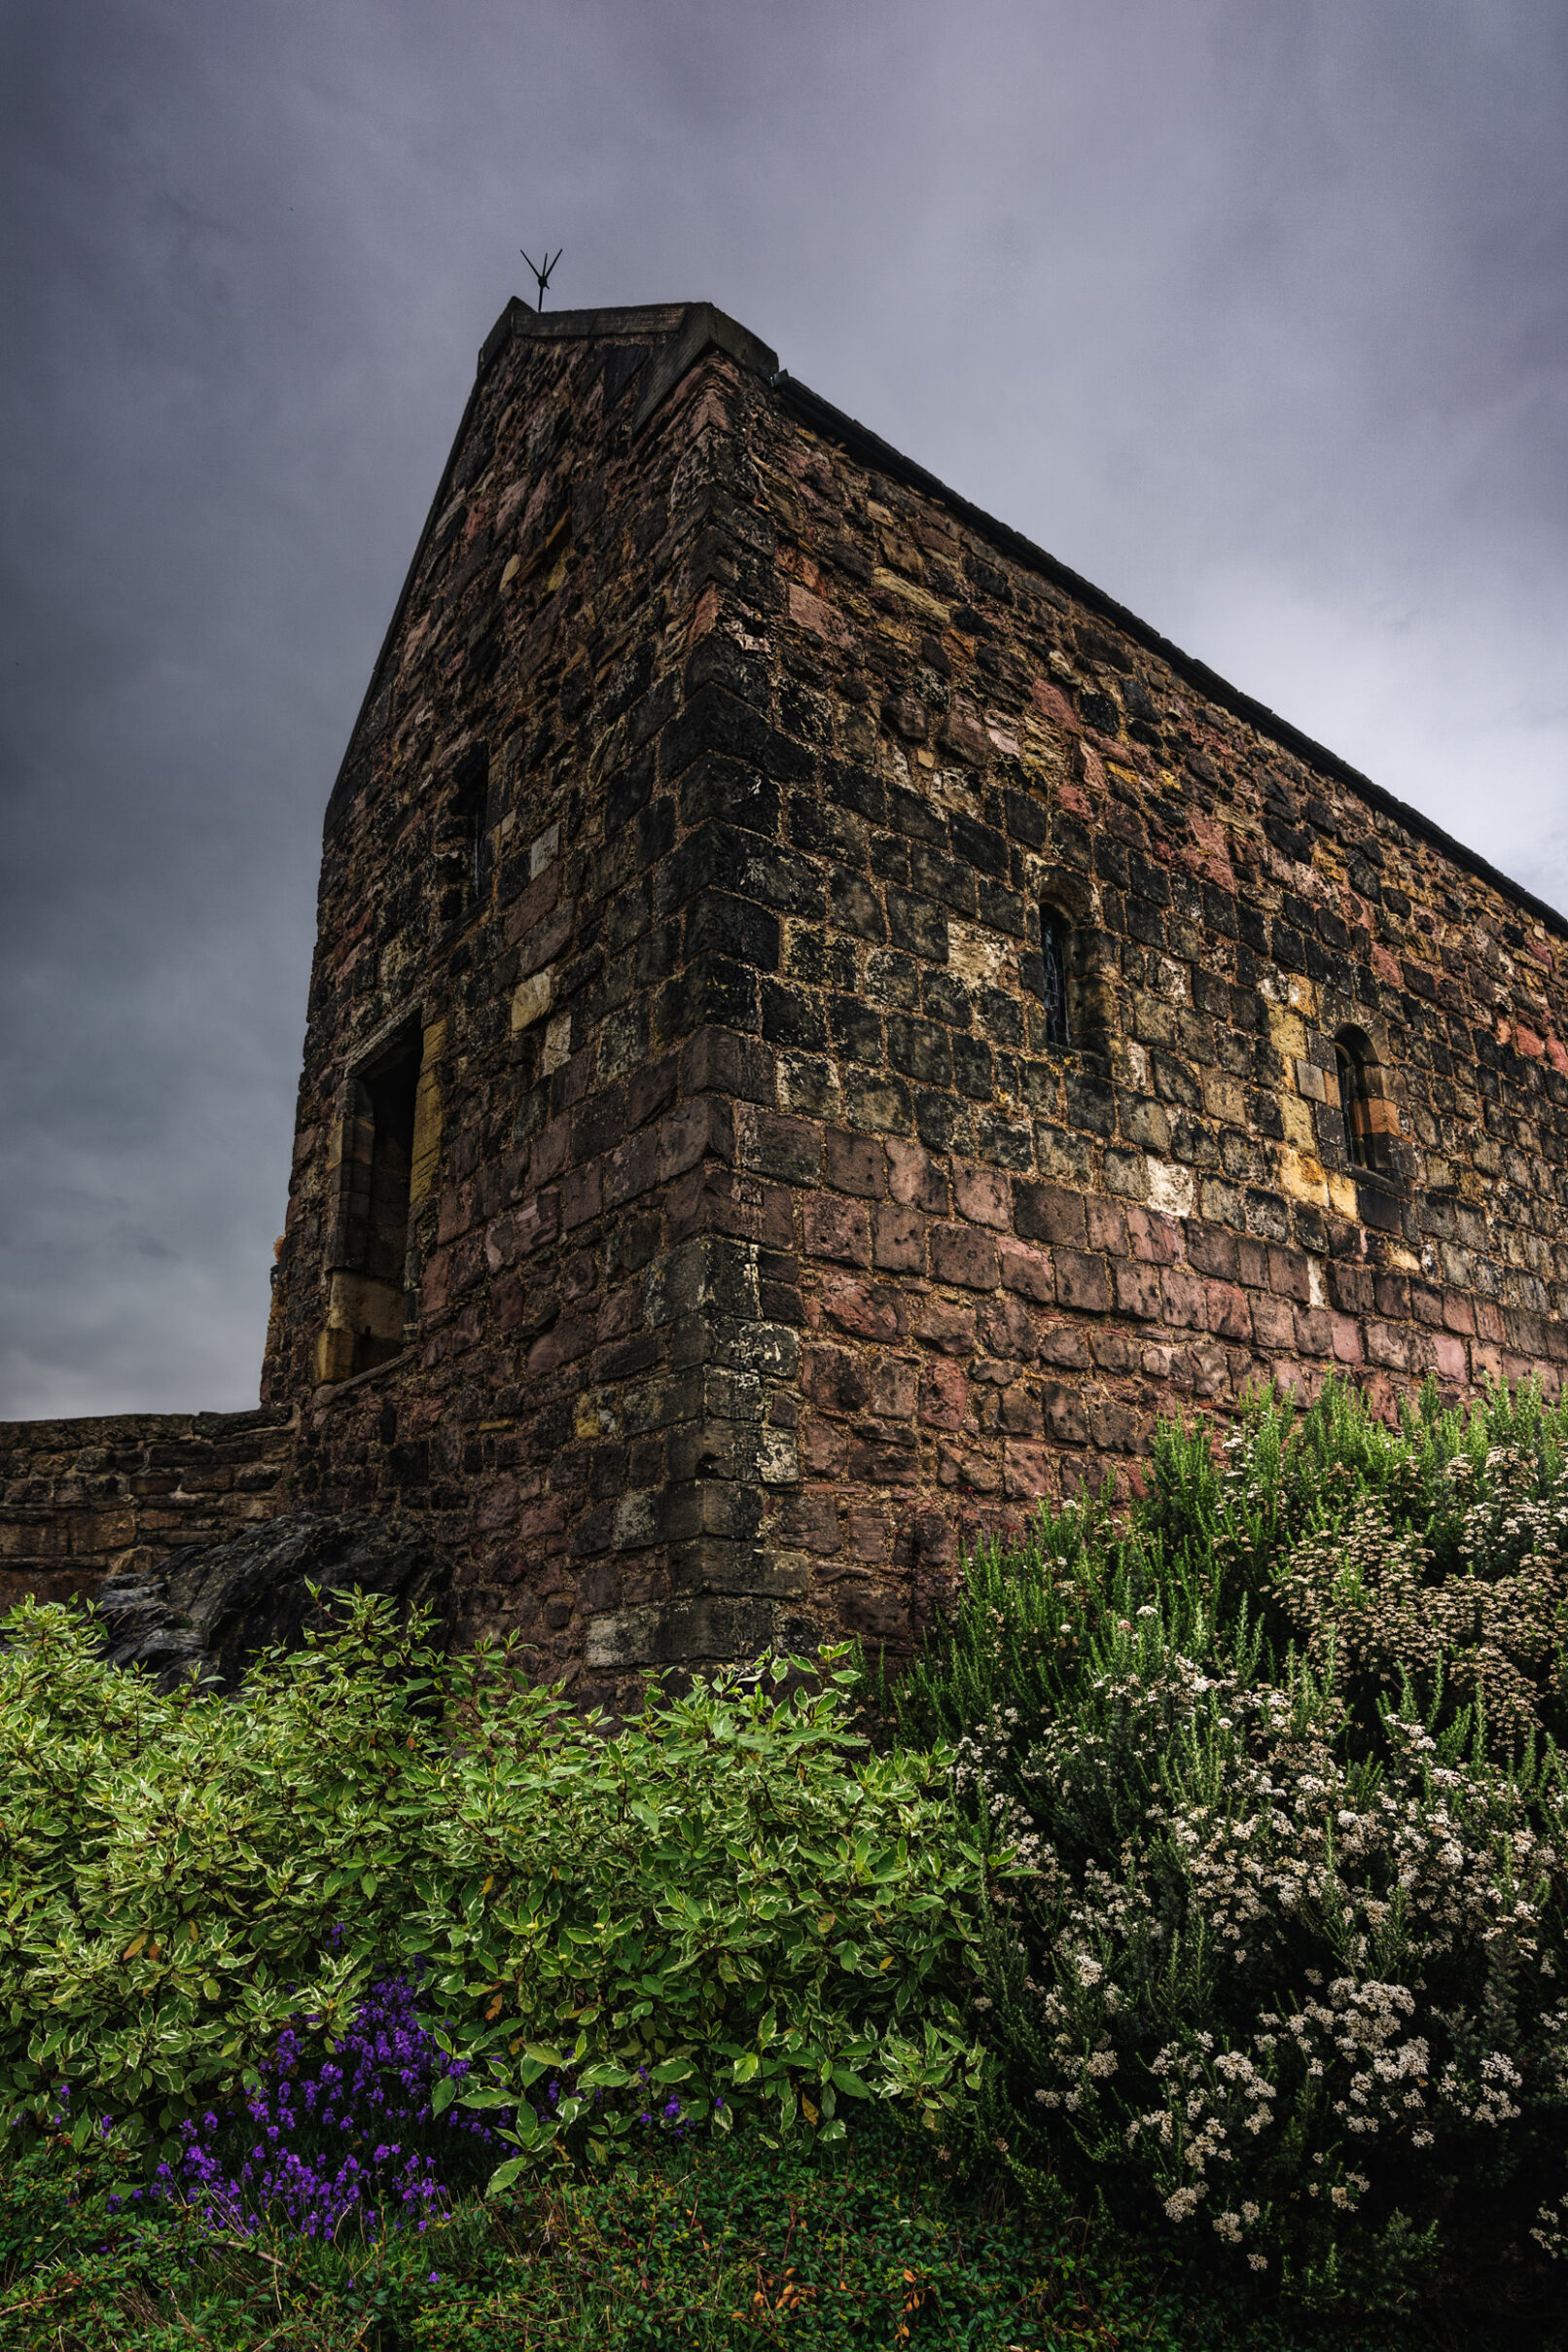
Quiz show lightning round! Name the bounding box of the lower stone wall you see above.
[0,1408,296,1611]
[275,1098,1568,1704]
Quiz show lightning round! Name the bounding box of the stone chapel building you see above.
[6,299,1568,1700]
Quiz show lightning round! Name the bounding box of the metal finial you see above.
[520,247,562,310]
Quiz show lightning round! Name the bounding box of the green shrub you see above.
[879,1378,1568,2323]
[0,1609,980,2172]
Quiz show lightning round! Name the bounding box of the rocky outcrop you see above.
[93,1513,451,1693]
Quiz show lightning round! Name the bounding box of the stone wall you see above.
[257,299,1568,1701]
[0,1408,296,1611]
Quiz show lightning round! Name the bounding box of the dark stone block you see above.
[94,1515,452,1693]
[660,683,815,787]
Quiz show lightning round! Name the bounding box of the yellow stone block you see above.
[512,969,554,1032]
[1266,1004,1308,1064]
[1276,1148,1328,1206]
[1280,1095,1318,1154]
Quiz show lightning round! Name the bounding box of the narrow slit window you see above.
[344,1037,421,1374]
[1335,1028,1379,1172]
[450,745,491,910]
[1041,909,1071,1048]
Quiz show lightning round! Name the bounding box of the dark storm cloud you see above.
[1,0,1564,1413]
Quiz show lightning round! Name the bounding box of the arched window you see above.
[1040,907,1071,1048]
[1334,1026,1383,1172]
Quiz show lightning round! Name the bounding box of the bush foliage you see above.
[880,1376,1568,2319]
[0,1618,980,2177]
[8,1372,1568,2342]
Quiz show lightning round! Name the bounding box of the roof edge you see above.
[771,371,1568,944]
[325,301,776,833]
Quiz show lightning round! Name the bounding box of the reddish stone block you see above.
[1249,1292,1295,1349]
[1003,1442,1052,1500]
[1086,1196,1128,1255]
[1104,1332,1151,1377]
[1091,1402,1146,1453]
[826,1129,885,1198]
[1125,1206,1185,1265]
[998,1238,1053,1302]
[1187,1224,1239,1281]
[886,1137,948,1213]
[1160,1265,1205,1329]
[929,1224,1000,1291]
[799,1415,844,1477]
[1114,1260,1162,1320]
[1293,1305,1334,1358]
[1365,1321,1413,1372]
[979,1294,1041,1362]
[1042,1382,1089,1445]
[437,1184,474,1244]
[910,1294,976,1353]
[1373,1273,1411,1321]
[1201,1281,1250,1340]
[803,1194,871,1266]
[802,1345,871,1414]
[873,1203,924,1271]
[740,1112,822,1186]
[530,1117,575,1187]
[1330,1313,1364,1365]
[477,1478,519,1530]
[1234,1234,1270,1288]
[1014,1178,1087,1248]
[777,1493,840,1552]
[845,1508,891,1564]
[656,1099,731,1181]
[998,1384,1043,1437]
[953,1160,1012,1230]
[918,1359,968,1429]
[1055,1251,1111,1314]
[525,1316,594,1377]
[867,1359,918,1419]
[837,1583,909,1642]
[1328,1263,1373,1315]
[1267,1248,1312,1304]
[846,1437,919,1486]
[937,1443,1001,1492]
[820,1276,904,1344]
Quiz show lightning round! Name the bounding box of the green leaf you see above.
[485,2155,529,2196]
[575,2063,630,2090]
[430,2074,457,2118]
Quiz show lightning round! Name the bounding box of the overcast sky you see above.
[2,0,1565,1418]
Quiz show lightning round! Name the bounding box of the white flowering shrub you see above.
[880,1377,1568,2319]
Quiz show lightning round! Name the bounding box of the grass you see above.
[0,2113,1453,2352]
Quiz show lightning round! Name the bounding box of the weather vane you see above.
[520,247,562,310]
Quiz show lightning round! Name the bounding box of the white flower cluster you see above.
[965,1600,1568,2262]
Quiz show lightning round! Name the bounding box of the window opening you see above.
[343,1036,421,1374]
[1334,1027,1380,1173]
[450,745,491,910]
[1040,909,1070,1048]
